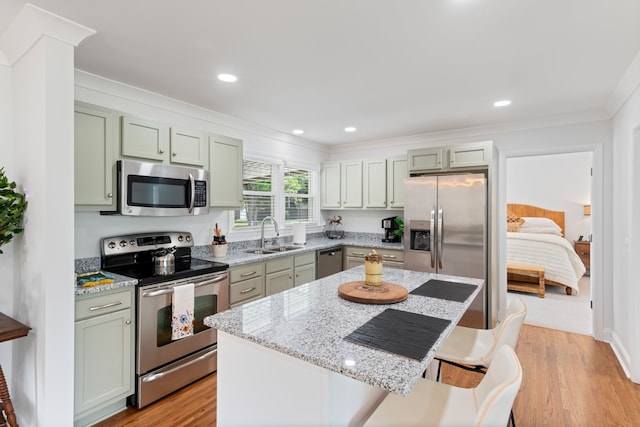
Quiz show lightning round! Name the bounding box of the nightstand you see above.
[574,240,591,275]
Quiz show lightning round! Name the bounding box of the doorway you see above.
[505,151,593,335]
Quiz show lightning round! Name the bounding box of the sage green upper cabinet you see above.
[363,159,387,208]
[448,143,490,168]
[170,127,206,166]
[341,161,363,208]
[386,156,407,209]
[208,134,243,208]
[74,102,117,208]
[121,115,169,162]
[321,163,341,209]
[407,148,443,173]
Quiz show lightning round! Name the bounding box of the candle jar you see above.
[364,249,383,286]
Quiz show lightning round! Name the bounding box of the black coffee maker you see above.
[381,216,401,243]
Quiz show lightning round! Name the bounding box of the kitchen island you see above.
[205,266,483,427]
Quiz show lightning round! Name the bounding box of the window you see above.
[284,167,312,223]
[234,159,317,230]
[234,160,274,227]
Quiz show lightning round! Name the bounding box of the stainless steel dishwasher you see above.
[316,246,343,279]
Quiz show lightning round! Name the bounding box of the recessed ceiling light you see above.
[493,100,511,107]
[217,73,237,82]
[344,126,357,132]
[292,129,304,135]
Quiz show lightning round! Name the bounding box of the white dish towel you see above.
[171,283,195,340]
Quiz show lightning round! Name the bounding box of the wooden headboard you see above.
[507,204,565,237]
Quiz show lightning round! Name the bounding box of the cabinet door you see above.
[170,127,206,166]
[294,263,316,286]
[341,161,363,208]
[74,308,133,415]
[266,269,293,296]
[209,135,243,208]
[321,163,341,209]
[363,159,387,208]
[344,256,365,270]
[408,148,443,173]
[121,115,169,162]
[74,103,116,207]
[448,144,490,168]
[387,156,407,209]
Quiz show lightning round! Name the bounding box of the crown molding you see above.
[605,48,640,116]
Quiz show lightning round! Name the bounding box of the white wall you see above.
[74,71,331,258]
[0,58,15,392]
[611,81,640,382]
[506,151,593,241]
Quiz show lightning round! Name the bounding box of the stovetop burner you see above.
[100,231,228,285]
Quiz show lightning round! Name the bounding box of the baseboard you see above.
[609,329,632,380]
[74,399,128,427]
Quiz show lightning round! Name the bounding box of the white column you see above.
[0,5,94,426]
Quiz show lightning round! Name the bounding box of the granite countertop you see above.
[204,266,483,396]
[193,235,404,267]
[74,235,403,296]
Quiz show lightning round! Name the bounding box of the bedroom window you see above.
[233,159,318,230]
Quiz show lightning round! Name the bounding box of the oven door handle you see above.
[142,348,217,383]
[142,273,228,297]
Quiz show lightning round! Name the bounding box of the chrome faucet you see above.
[261,216,280,248]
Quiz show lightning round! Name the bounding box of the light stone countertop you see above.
[74,235,403,296]
[205,266,483,396]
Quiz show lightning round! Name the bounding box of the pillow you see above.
[520,217,562,235]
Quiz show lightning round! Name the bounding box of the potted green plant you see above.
[0,167,28,254]
[394,217,404,240]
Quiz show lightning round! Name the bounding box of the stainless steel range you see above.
[101,231,229,408]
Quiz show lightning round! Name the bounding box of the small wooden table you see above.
[507,262,545,298]
[0,313,32,427]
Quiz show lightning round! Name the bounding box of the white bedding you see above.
[507,232,586,295]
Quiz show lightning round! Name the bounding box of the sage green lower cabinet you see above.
[74,287,134,427]
[266,256,294,296]
[343,246,405,270]
[230,262,266,308]
[294,252,316,286]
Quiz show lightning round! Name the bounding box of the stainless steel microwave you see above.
[116,160,209,216]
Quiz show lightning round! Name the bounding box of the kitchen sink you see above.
[244,246,302,255]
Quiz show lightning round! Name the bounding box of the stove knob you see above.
[129,240,136,246]
[119,240,127,247]
[185,235,192,242]
[178,235,184,242]
[107,241,116,249]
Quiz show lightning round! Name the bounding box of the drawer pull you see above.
[352,252,365,256]
[240,287,257,294]
[382,255,397,259]
[89,301,122,311]
[241,271,257,277]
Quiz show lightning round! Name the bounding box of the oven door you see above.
[137,270,229,375]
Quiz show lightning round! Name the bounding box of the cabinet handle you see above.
[125,319,131,325]
[382,255,397,259]
[89,301,122,311]
[241,271,257,277]
[159,149,164,154]
[172,152,177,156]
[107,193,113,198]
[240,287,256,294]
[352,252,365,256]
[295,273,299,277]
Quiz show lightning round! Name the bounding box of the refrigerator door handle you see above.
[437,207,444,269]
[430,208,436,268]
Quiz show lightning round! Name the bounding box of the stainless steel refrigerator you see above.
[404,173,487,328]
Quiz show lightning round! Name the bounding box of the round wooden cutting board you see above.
[338,281,408,304]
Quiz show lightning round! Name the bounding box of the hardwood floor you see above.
[96,325,640,426]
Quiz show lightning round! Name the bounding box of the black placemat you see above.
[344,308,451,360]
[410,279,476,302]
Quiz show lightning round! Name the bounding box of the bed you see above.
[506,204,586,296]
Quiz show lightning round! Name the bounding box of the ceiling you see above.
[1,1,640,145]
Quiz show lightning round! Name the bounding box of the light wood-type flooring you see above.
[95,325,640,427]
